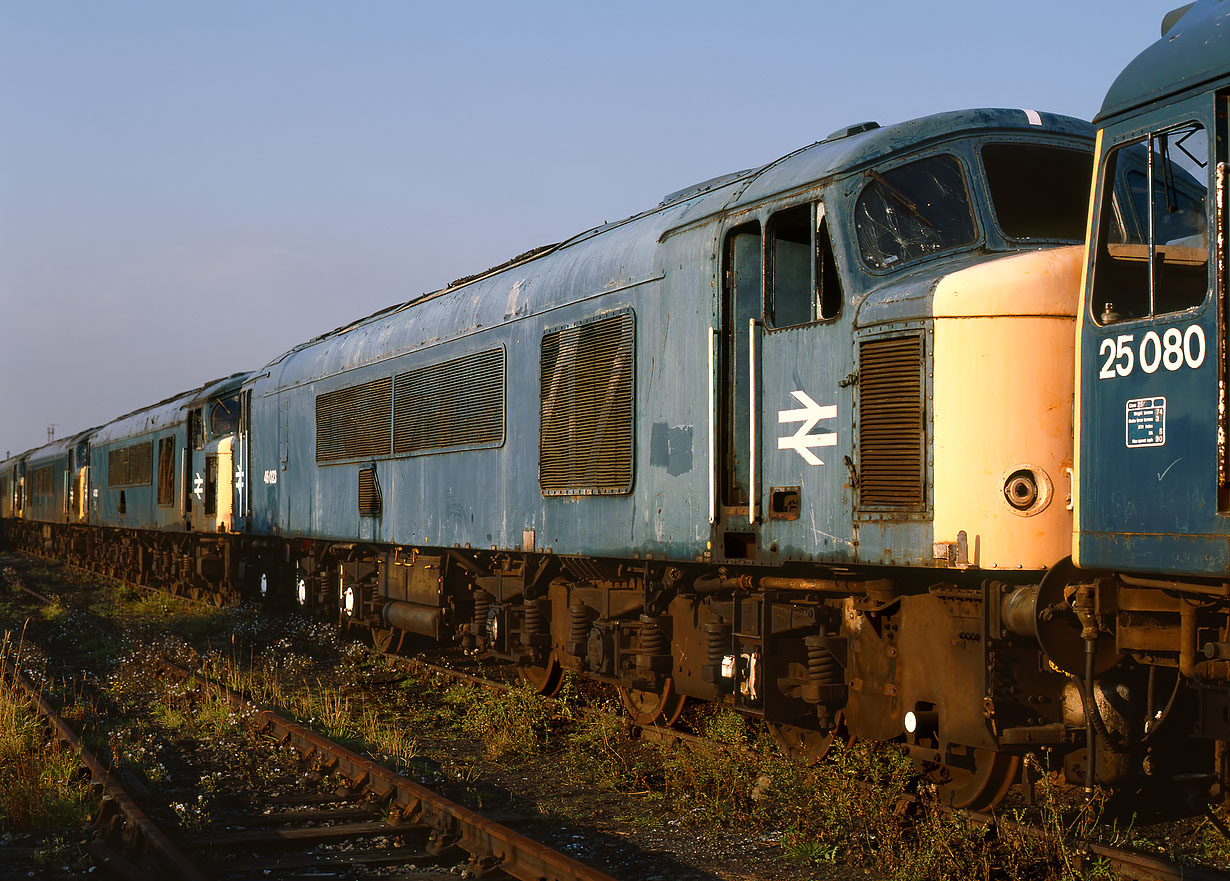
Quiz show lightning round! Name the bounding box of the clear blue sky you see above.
[0,1,1171,457]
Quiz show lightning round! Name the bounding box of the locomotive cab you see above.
[184,391,243,534]
[1070,0,1230,798]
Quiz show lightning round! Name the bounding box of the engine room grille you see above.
[857,335,925,509]
[540,311,635,496]
[107,442,153,487]
[358,467,382,517]
[315,377,393,462]
[157,437,175,506]
[393,348,504,455]
[29,466,54,496]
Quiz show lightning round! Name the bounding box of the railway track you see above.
[5,649,618,881]
[6,551,1229,881]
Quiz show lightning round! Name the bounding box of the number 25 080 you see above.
[1098,324,1206,380]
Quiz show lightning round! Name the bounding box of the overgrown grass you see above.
[444,681,551,760]
[0,638,93,833]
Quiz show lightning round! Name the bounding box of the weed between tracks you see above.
[0,636,93,834]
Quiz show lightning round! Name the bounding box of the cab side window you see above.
[1093,122,1209,323]
[188,409,205,450]
[766,202,842,327]
[210,395,239,437]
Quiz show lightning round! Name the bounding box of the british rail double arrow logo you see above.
[778,391,837,465]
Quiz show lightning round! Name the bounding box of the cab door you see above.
[717,221,763,560]
[757,202,854,564]
[184,407,206,530]
[1078,114,1221,574]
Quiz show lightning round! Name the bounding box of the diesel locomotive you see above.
[4,2,1228,813]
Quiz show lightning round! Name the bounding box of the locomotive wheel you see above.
[768,713,850,766]
[518,654,564,697]
[619,677,687,727]
[921,748,1019,811]
[372,626,405,655]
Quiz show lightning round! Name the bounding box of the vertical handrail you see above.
[708,326,717,525]
[748,318,758,525]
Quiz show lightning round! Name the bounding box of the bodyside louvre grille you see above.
[315,377,392,463]
[540,311,635,496]
[157,437,175,506]
[29,466,54,496]
[393,348,504,455]
[107,442,153,487]
[358,467,382,517]
[857,335,925,509]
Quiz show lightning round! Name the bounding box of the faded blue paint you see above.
[1096,0,1230,124]
[244,108,1093,569]
[1077,5,1230,577]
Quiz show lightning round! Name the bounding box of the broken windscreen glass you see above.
[855,154,977,271]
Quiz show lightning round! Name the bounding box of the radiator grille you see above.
[107,442,153,487]
[540,311,635,495]
[358,467,382,517]
[157,437,176,506]
[29,466,54,496]
[858,335,924,509]
[315,377,392,462]
[393,348,504,455]
[129,442,152,486]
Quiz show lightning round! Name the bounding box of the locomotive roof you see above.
[20,435,78,467]
[91,372,249,446]
[258,107,1091,392]
[1096,0,1230,123]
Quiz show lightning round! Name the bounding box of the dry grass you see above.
[0,633,93,833]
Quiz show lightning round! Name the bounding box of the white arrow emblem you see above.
[777,391,837,465]
[193,472,204,499]
[235,468,245,493]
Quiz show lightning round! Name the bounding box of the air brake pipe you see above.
[1072,585,1099,798]
[690,574,871,594]
[1180,599,1198,678]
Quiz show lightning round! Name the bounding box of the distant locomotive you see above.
[6,3,1227,813]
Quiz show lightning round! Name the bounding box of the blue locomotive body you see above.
[248,109,1093,575]
[1076,0,1230,577]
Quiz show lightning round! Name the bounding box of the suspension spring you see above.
[525,599,546,637]
[570,603,589,645]
[704,622,730,666]
[472,591,491,628]
[807,642,841,687]
[639,616,667,656]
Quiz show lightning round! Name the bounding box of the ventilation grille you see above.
[358,467,382,517]
[157,437,176,506]
[108,442,153,487]
[316,377,392,462]
[858,336,924,509]
[29,466,54,496]
[394,348,504,455]
[540,311,635,495]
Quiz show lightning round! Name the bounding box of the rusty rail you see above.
[162,659,618,881]
[6,664,209,881]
